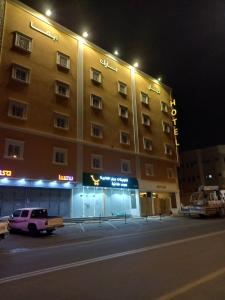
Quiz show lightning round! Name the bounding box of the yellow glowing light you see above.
[158,77,161,81]
[133,62,139,68]
[114,50,119,56]
[82,31,88,38]
[45,9,52,17]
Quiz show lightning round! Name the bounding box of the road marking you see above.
[79,223,85,232]
[156,267,225,300]
[105,221,117,229]
[1,229,225,285]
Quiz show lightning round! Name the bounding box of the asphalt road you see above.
[1,216,225,299]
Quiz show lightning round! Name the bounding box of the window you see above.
[56,51,70,69]
[142,114,151,126]
[143,138,153,151]
[11,64,30,84]
[14,31,32,52]
[53,147,67,165]
[21,210,29,218]
[13,210,21,217]
[120,131,130,145]
[167,168,175,179]
[8,99,27,120]
[164,144,173,156]
[145,164,154,176]
[140,92,149,105]
[119,104,128,119]
[4,138,24,160]
[121,159,131,173]
[118,81,127,96]
[31,209,48,218]
[91,154,103,170]
[54,113,69,130]
[162,121,171,133]
[161,101,169,113]
[90,94,102,110]
[91,123,103,138]
[90,68,102,84]
[55,81,70,98]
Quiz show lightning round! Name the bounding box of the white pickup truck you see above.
[0,219,8,240]
[8,208,64,235]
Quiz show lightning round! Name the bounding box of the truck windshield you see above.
[31,209,48,218]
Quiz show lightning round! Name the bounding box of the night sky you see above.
[19,0,225,151]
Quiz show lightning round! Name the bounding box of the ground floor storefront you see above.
[0,174,180,218]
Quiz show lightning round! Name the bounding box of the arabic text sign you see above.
[83,173,138,189]
[100,59,118,72]
[0,170,12,177]
[30,22,58,41]
[148,84,160,94]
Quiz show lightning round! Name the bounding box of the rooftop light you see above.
[114,50,119,56]
[82,31,88,38]
[45,9,52,17]
[133,62,139,68]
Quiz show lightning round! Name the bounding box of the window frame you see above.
[143,137,153,151]
[53,147,68,165]
[90,94,103,110]
[120,131,130,145]
[55,80,70,98]
[162,121,171,133]
[161,101,169,113]
[8,98,28,120]
[54,112,69,130]
[56,51,70,70]
[91,123,103,138]
[11,63,30,84]
[118,104,129,119]
[91,154,103,170]
[118,81,127,96]
[121,159,131,174]
[142,113,151,126]
[4,138,24,160]
[90,68,102,84]
[164,144,173,156]
[14,31,32,53]
[145,163,154,177]
[140,91,149,105]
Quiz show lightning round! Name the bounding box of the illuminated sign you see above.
[0,169,12,177]
[30,22,59,41]
[58,175,74,181]
[100,59,118,72]
[83,173,138,189]
[170,98,179,147]
[148,84,160,94]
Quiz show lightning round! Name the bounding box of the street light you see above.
[133,62,139,68]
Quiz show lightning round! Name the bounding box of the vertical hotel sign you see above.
[170,99,179,147]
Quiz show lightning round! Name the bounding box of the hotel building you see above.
[0,0,180,218]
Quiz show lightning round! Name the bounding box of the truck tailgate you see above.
[0,221,8,234]
[47,217,64,228]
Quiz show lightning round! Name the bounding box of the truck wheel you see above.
[219,208,225,218]
[28,224,38,235]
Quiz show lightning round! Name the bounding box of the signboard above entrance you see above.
[83,173,138,189]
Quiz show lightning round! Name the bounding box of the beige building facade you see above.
[0,0,180,218]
